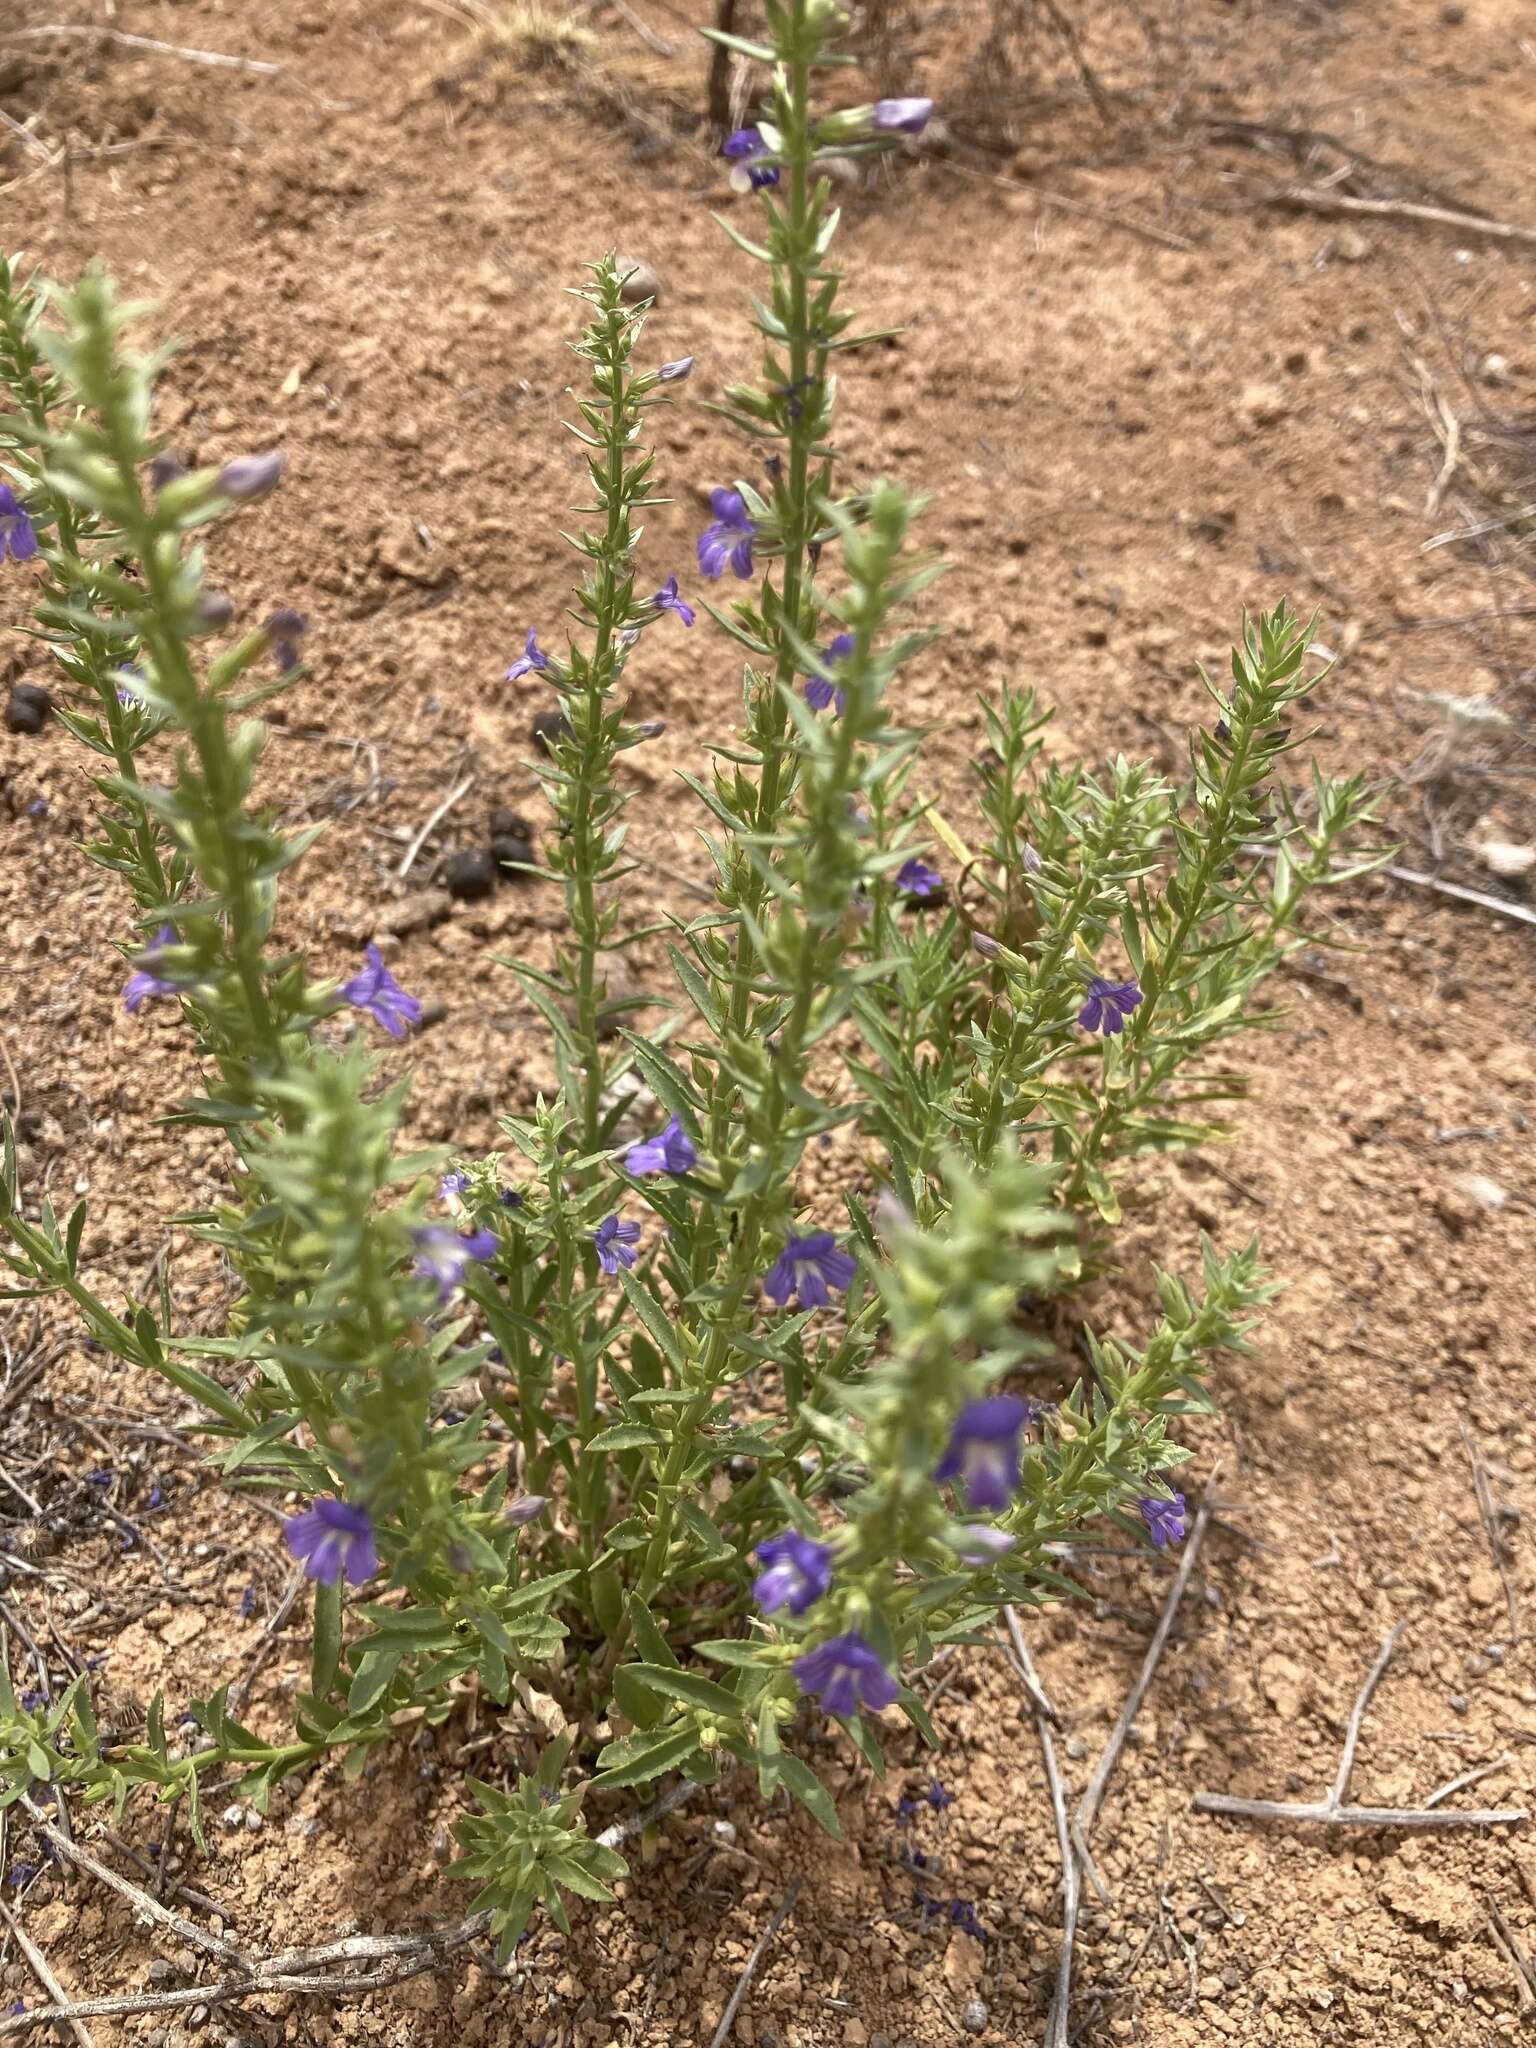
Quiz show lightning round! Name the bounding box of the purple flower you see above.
[0,485,38,565]
[239,1585,257,1619]
[625,1116,698,1177]
[804,632,854,714]
[657,356,695,383]
[7,1867,37,1894]
[217,451,286,500]
[115,663,146,709]
[927,1779,954,1810]
[954,1523,1017,1566]
[793,1630,898,1718]
[149,451,186,489]
[122,926,184,1013]
[896,857,944,900]
[1078,976,1143,1037]
[1140,1492,1188,1550]
[934,1395,1035,1513]
[650,576,695,628]
[763,1232,857,1310]
[19,1689,46,1714]
[413,1226,499,1300]
[594,1214,641,1276]
[873,97,934,134]
[697,487,757,581]
[752,1530,834,1617]
[506,630,549,682]
[284,1497,378,1587]
[506,1494,549,1526]
[722,127,780,192]
[264,607,308,674]
[441,1170,471,1199]
[340,944,422,1039]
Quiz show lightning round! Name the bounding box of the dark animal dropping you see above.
[444,848,499,901]
[4,684,51,735]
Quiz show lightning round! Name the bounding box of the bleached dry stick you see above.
[1075,1482,1218,1844]
[1194,1623,1529,1833]
[1007,1621,1080,2048]
[1269,185,1536,249]
[0,1901,95,2048]
[706,1879,801,2048]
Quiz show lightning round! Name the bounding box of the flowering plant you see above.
[0,0,1377,1949]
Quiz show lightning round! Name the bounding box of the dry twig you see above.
[1006,1620,1079,2048]
[1460,1421,1522,1645]
[1194,1623,1529,1832]
[396,772,475,881]
[1267,184,1536,248]
[1075,1482,1218,1844]
[0,26,349,108]
[0,1900,94,2048]
[706,1880,801,2048]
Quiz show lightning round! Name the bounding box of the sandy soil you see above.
[2,0,1536,2042]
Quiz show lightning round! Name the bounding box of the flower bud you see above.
[971,932,1000,957]
[506,1494,549,1526]
[217,450,287,500]
[656,356,694,383]
[195,589,235,631]
[149,451,186,489]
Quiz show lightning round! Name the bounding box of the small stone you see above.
[1441,2,1465,20]
[431,1826,453,1865]
[490,833,537,879]
[444,848,498,902]
[374,519,454,587]
[960,1998,989,2036]
[4,683,51,735]
[1239,381,1288,429]
[531,708,573,755]
[1478,353,1511,386]
[243,1807,263,1831]
[615,257,662,305]
[1334,228,1373,263]
[711,1818,738,1847]
[219,1803,245,1831]
[146,1959,178,1985]
[376,888,451,937]
[1449,1691,1470,1714]
[814,153,863,189]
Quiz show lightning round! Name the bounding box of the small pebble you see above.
[1449,1691,1470,1714]
[4,684,51,736]
[376,888,451,938]
[615,256,662,305]
[219,1804,245,1831]
[489,804,535,839]
[443,848,498,902]
[711,1818,737,1847]
[531,708,573,755]
[960,1998,989,2036]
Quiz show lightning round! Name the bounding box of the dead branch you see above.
[0,1901,95,2048]
[0,25,350,109]
[706,1880,801,2048]
[1266,185,1536,249]
[1005,1620,1079,2048]
[1194,1623,1529,1834]
[1459,1422,1522,1645]
[1075,1481,1218,1844]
